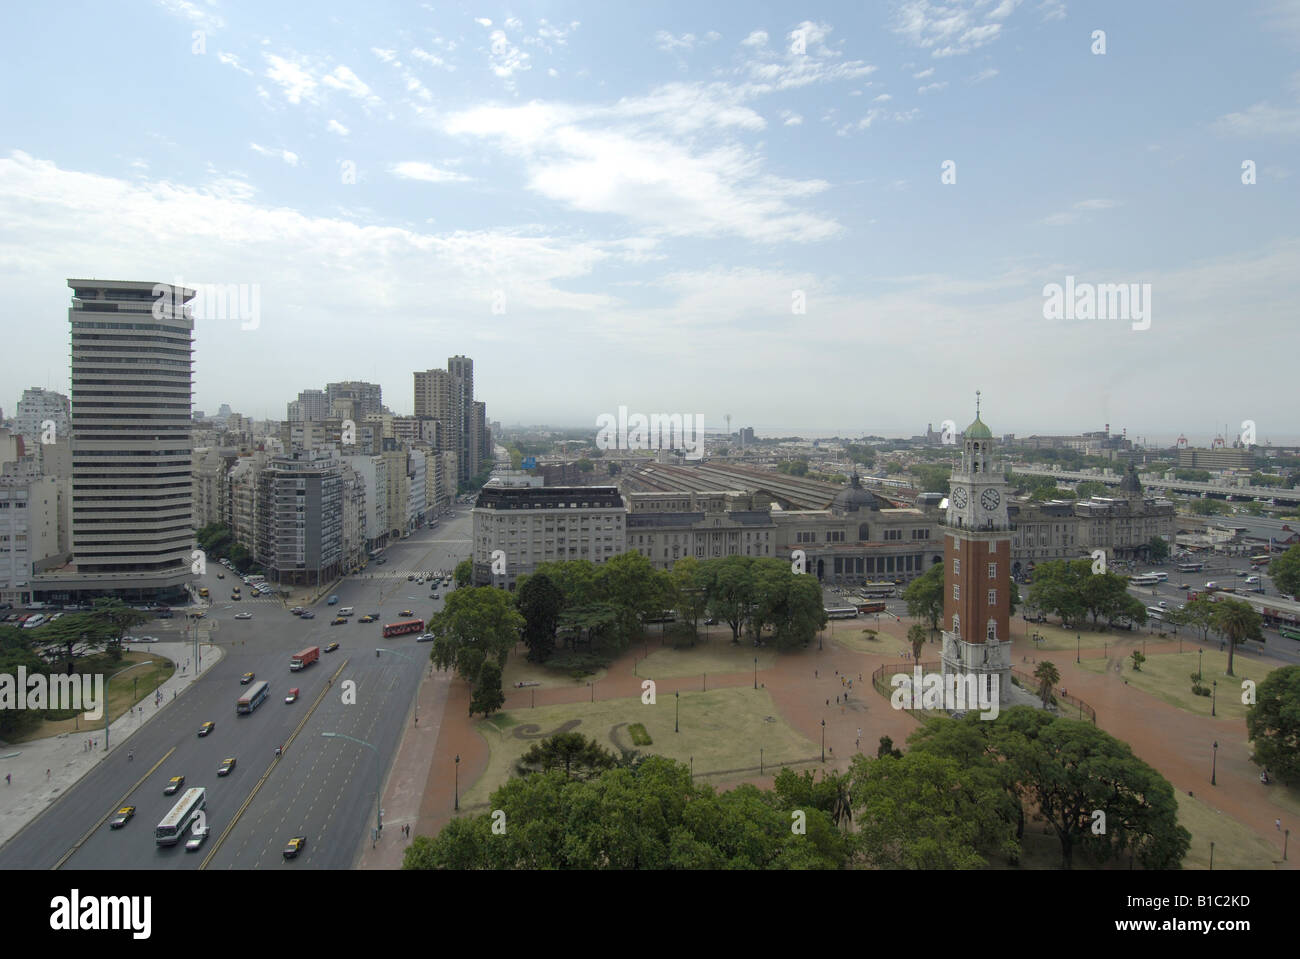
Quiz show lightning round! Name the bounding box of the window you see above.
[987,589,997,606]
[988,562,997,579]
[953,558,960,576]
[987,621,997,641]
[952,584,960,600]
[952,614,960,636]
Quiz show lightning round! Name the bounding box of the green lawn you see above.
[635,639,781,679]
[10,651,175,743]
[1176,791,1291,869]
[1076,645,1277,721]
[462,686,819,808]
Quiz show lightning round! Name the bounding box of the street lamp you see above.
[760,747,764,775]
[1209,841,1215,871]
[1212,740,1218,786]
[1198,648,1203,681]
[753,657,757,690]
[455,753,460,811]
[675,691,679,733]
[1212,679,1216,717]
[322,731,382,839]
[820,719,825,763]
[1076,634,1080,664]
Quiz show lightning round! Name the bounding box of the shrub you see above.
[627,722,653,746]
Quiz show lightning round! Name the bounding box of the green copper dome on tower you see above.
[965,391,993,439]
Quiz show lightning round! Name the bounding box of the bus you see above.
[156,787,206,846]
[824,607,859,619]
[382,618,425,637]
[1281,626,1300,641]
[1177,562,1204,573]
[862,582,896,597]
[236,680,270,714]
[1250,555,1270,567]
[856,601,887,614]
[1129,574,1160,586]
[1148,572,1169,582]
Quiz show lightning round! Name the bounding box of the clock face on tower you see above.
[981,488,1001,510]
[952,487,968,509]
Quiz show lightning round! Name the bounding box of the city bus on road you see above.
[824,607,859,619]
[1177,562,1204,573]
[1129,574,1160,586]
[862,582,896,597]
[382,618,425,637]
[1145,606,1165,622]
[237,680,270,714]
[856,601,888,614]
[1250,555,1270,567]
[156,787,206,846]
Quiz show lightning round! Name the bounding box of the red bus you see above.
[382,619,424,637]
[856,601,887,614]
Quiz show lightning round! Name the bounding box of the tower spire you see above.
[976,389,981,419]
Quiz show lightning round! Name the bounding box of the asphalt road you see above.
[0,508,474,870]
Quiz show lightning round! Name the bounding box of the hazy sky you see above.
[1,1,1297,445]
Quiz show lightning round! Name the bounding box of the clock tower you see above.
[941,392,1012,704]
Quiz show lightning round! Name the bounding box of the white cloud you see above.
[249,142,299,166]
[264,53,318,104]
[988,0,1023,19]
[873,93,892,102]
[390,161,471,183]
[411,47,455,71]
[913,67,935,78]
[782,110,803,125]
[969,67,999,82]
[1037,0,1067,22]
[894,1,1009,57]
[1042,197,1120,224]
[474,18,492,27]
[327,119,349,136]
[156,0,225,32]
[217,52,252,75]
[741,30,769,47]
[1213,101,1300,137]
[918,81,948,94]
[322,65,375,101]
[548,68,558,77]
[371,47,398,63]
[505,17,522,30]
[488,30,531,86]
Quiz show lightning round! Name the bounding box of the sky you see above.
[0,1,1297,445]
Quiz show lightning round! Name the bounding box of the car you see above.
[241,672,255,684]
[1178,583,1190,590]
[1157,601,1169,609]
[184,826,209,852]
[138,636,159,643]
[216,572,225,579]
[198,721,215,737]
[399,610,413,617]
[325,641,339,653]
[331,617,347,625]
[234,612,252,620]
[358,614,376,623]
[417,633,435,642]
[407,574,415,581]
[1236,570,1250,578]
[191,609,206,618]
[109,806,136,829]
[327,595,339,605]
[231,594,241,601]
[300,611,315,619]
[164,775,185,795]
[416,578,424,585]
[285,687,300,704]
[291,606,304,615]
[283,836,307,859]
[156,609,174,618]
[431,592,439,599]
[376,557,387,565]
[218,758,236,776]
[1246,575,1261,584]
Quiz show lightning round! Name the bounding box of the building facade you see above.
[14,387,71,445]
[255,448,343,585]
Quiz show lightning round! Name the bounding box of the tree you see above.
[516,732,616,780]
[993,707,1191,868]
[515,572,562,662]
[1075,480,1109,499]
[1079,570,1134,627]
[702,556,758,644]
[576,458,594,472]
[1271,543,1300,599]
[669,556,708,635]
[469,659,505,717]
[1209,597,1263,677]
[453,559,473,587]
[1027,559,1089,628]
[428,586,525,681]
[902,561,944,636]
[907,623,928,661]
[876,735,903,759]
[1148,536,1170,562]
[910,464,951,495]
[1246,665,1300,785]
[1188,498,1225,516]
[596,551,670,645]
[1130,650,1146,672]
[750,559,825,648]
[1033,661,1060,708]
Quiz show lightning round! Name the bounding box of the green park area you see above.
[10,650,174,743]
[460,686,819,809]
[1077,644,1276,721]
[1176,790,1293,869]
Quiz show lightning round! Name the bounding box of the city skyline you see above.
[2,2,1298,433]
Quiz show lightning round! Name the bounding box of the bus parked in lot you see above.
[382,619,425,637]
[237,680,270,714]
[156,787,206,846]
[824,607,859,619]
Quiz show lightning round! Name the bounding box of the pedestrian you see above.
[5,773,9,785]
[826,699,830,707]
[46,768,50,780]
[836,695,840,705]
[857,727,862,740]
[814,669,818,678]
[1277,819,1283,831]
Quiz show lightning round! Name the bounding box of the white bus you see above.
[156,787,206,846]
[1145,606,1165,622]
[1129,574,1160,587]
[1147,572,1168,582]
[824,607,859,619]
[862,582,896,598]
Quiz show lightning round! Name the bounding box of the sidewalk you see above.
[0,639,224,849]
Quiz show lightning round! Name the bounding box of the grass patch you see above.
[544,650,617,681]
[636,642,780,680]
[8,652,175,743]
[627,722,653,746]
[461,686,818,808]
[1076,645,1277,720]
[1176,791,1290,869]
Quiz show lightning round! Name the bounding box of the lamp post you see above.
[322,731,382,838]
[760,747,764,775]
[1212,679,1217,717]
[820,719,825,763]
[1076,634,1080,664]
[674,691,679,733]
[455,753,460,811]
[1212,740,1218,786]
[1198,648,1203,681]
[1209,841,1215,871]
[753,657,757,690]
[1285,829,1290,862]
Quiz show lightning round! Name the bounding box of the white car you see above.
[1157,601,1169,609]
[234,612,253,620]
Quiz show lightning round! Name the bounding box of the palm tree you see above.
[1033,660,1060,708]
[829,775,853,830]
[908,623,928,662]
[1209,598,1263,677]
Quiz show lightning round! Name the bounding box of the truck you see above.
[290,646,320,671]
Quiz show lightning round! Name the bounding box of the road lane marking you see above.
[51,746,176,870]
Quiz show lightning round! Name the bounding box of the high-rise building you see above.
[14,387,71,444]
[326,381,383,420]
[414,368,458,455]
[474,400,490,463]
[940,397,1012,704]
[448,355,475,481]
[255,447,343,586]
[59,279,194,599]
[289,389,329,422]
